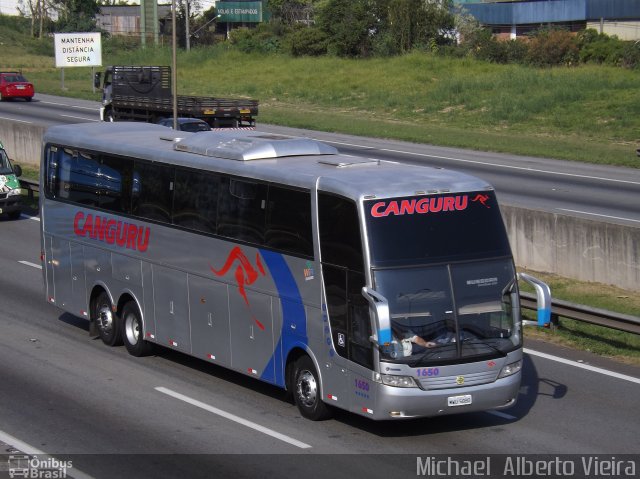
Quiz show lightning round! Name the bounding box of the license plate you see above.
[448,394,472,407]
[17,85,25,89]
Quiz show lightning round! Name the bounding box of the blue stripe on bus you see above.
[259,249,307,386]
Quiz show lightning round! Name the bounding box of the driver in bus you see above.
[385,319,458,358]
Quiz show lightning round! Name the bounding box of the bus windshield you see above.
[373,259,520,366]
[0,148,13,175]
[364,191,520,366]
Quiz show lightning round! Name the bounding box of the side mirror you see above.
[517,273,551,326]
[362,287,392,345]
[12,164,22,177]
[94,72,102,89]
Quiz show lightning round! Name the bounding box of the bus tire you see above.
[8,210,21,220]
[121,301,154,357]
[94,292,122,347]
[293,355,332,421]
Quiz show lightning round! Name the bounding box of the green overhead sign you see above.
[217,2,263,23]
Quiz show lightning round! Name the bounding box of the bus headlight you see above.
[381,374,419,388]
[498,360,522,378]
[7,188,22,197]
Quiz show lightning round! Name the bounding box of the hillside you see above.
[1,16,639,168]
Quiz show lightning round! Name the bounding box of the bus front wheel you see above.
[293,356,332,421]
[121,301,154,357]
[94,292,122,347]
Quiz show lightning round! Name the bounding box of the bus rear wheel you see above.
[94,292,122,347]
[121,301,154,357]
[293,356,332,421]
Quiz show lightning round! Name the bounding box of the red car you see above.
[0,71,34,101]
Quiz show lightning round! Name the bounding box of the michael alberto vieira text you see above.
[416,456,637,477]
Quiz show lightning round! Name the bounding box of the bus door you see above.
[317,192,374,412]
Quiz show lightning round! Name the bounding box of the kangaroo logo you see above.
[210,246,267,330]
[471,193,491,208]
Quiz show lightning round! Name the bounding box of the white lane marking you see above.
[524,348,640,385]
[39,100,70,106]
[155,386,312,449]
[0,428,95,479]
[325,139,640,186]
[40,101,98,112]
[19,260,42,270]
[487,410,517,420]
[0,116,31,124]
[59,114,99,122]
[21,213,40,221]
[557,208,640,224]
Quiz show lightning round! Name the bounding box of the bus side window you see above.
[99,155,132,214]
[265,186,313,258]
[44,145,58,198]
[57,149,100,206]
[217,177,267,245]
[132,160,174,223]
[173,168,219,235]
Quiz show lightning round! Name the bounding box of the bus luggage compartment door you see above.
[228,289,277,381]
[152,264,191,353]
[189,275,232,367]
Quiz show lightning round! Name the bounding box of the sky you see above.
[0,0,20,16]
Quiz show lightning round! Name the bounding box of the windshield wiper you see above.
[409,343,457,367]
[461,339,507,357]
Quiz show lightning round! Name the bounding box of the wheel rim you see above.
[98,305,114,335]
[296,370,318,408]
[124,313,140,345]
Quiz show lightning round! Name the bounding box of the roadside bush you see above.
[576,29,625,65]
[103,35,142,56]
[526,28,578,66]
[229,23,287,54]
[284,26,328,56]
[620,40,640,69]
[25,37,55,56]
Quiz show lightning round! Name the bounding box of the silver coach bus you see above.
[40,122,549,421]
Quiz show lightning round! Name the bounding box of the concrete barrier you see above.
[502,205,640,293]
[2,118,639,292]
[0,118,44,167]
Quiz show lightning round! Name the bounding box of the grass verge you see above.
[520,269,640,366]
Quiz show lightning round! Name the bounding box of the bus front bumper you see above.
[362,372,521,420]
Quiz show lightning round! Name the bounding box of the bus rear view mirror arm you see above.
[517,273,551,327]
[362,286,392,346]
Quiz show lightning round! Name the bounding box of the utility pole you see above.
[172,0,177,129]
[185,0,190,51]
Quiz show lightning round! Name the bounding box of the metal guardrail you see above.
[520,292,640,335]
[18,178,640,336]
[19,178,39,200]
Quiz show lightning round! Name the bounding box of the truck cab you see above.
[0,141,23,220]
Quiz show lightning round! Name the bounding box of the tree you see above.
[316,0,379,57]
[385,0,455,53]
[18,0,55,38]
[267,0,316,25]
[51,0,99,32]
